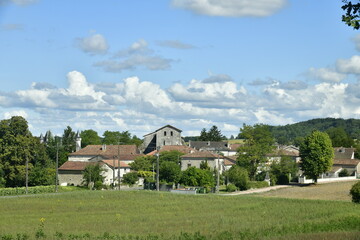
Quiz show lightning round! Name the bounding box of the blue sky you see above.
[0,0,359,138]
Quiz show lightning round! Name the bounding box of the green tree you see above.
[129,155,156,171]
[227,165,250,191]
[80,129,101,148]
[199,125,226,141]
[102,130,143,146]
[342,0,360,30]
[82,163,104,187]
[159,150,184,164]
[326,127,354,147]
[300,131,334,183]
[159,161,181,184]
[122,172,138,186]
[270,155,298,185]
[180,167,215,189]
[237,124,275,180]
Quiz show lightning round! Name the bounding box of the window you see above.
[163,141,166,146]
[164,131,167,136]
[187,163,191,168]
[171,131,173,136]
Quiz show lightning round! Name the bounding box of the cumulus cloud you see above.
[76,33,109,55]
[336,55,360,74]
[352,34,360,51]
[157,40,196,49]
[202,74,233,83]
[309,67,346,83]
[171,0,288,17]
[94,39,173,72]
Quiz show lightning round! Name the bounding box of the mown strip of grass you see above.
[0,190,359,239]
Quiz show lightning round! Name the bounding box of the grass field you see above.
[257,180,359,201]
[0,185,360,240]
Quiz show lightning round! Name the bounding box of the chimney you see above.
[102,144,106,151]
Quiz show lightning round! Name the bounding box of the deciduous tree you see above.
[80,129,101,147]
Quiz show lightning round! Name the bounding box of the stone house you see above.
[142,125,183,154]
[180,151,225,174]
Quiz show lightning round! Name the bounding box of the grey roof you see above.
[189,141,230,151]
[143,125,182,137]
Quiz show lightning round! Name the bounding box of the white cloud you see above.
[76,33,109,55]
[309,67,346,83]
[352,34,360,51]
[3,110,28,119]
[171,0,288,17]
[336,55,360,74]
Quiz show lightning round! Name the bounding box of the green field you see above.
[1,187,360,240]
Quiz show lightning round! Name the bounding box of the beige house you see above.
[180,151,225,174]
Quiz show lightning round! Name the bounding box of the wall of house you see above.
[68,156,94,162]
[156,127,182,148]
[102,165,132,185]
[181,158,224,173]
[58,170,84,186]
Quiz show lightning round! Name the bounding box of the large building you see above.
[142,125,183,154]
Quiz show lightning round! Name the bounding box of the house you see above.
[223,155,237,171]
[325,147,360,178]
[58,144,143,186]
[180,151,225,174]
[188,141,240,156]
[142,125,183,154]
[146,145,197,156]
[266,145,300,164]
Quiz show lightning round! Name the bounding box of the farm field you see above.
[257,180,360,201]
[0,188,360,239]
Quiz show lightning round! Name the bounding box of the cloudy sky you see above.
[0,0,359,138]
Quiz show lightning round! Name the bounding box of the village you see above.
[54,124,360,192]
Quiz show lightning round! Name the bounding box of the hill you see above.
[269,118,360,145]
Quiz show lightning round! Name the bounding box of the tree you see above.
[159,161,181,184]
[342,0,360,30]
[122,172,138,186]
[159,150,184,164]
[227,166,250,191]
[129,155,156,171]
[299,131,334,183]
[199,125,226,141]
[80,129,101,148]
[180,167,215,189]
[350,181,360,203]
[102,130,143,146]
[82,163,104,188]
[270,155,298,185]
[325,127,354,147]
[236,124,275,180]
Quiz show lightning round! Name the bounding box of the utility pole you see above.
[118,144,120,191]
[216,152,220,194]
[25,155,28,194]
[156,146,160,191]
[113,158,115,189]
[55,142,59,193]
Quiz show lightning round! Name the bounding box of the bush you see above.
[249,181,269,189]
[94,181,103,190]
[122,172,138,186]
[226,183,237,192]
[350,181,360,203]
[228,166,250,191]
[339,169,350,177]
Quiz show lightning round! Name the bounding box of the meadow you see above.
[0,186,360,240]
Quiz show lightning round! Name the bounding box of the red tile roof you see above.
[59,161,102,171]
[69,145,139,157]
[147,145,196,155]
[333,159,360,166]
[101,160,130,168]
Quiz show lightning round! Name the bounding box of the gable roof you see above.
[224,156,236,166]
[189,141,230,151]
[333,158,360,167]
[334,147,355,160]
[69,145,139,157]
[181,151,222,159]
[59,161,102,171]
[143,125,182,137]
[101,160,130,168]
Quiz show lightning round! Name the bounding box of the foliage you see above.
[300,131,334,183]
[198,125,226,141]
[225,183,237,192]
[159,161,181,184]
[82,164,104,187]
[80,129,101,148]
[122,172,138,186]
[325,127,354,147]
[129,156,155,171]
[29,164,55,186]
[270,155,298,185]
[350,181,360,203]
[338,169,350,177]
[227,166,250,191]
[236,124,275,180]
[159,150,184,164]
[102,130,142,146]
[180,167,215,188]
[199,160,210,170]
[137,170,155,178]
[248,181,269,189]
[342,0,360,30]
[269,118,360,145]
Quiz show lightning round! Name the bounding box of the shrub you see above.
[249,181,269,189]
[226,183,237,192]
[350,181,360,203]
[228,166,250,191]
[94,181,103,190]
[339,169,350,177]
[122,172,138,186]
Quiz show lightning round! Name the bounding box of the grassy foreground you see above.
[0,190,359,239]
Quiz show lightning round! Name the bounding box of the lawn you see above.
[257,180,359,201]
[0,189,360,239]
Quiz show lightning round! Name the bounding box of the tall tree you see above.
[300,131,334,183]
[236,124,275,180]
[199,125,226,141]
[102,130,143,146]
[325,127,354,147]
[80,129,101,148]
[129,156,156,171]
[342,0,360,30]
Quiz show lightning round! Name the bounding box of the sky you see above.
[0,0,359,138]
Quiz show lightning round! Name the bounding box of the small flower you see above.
[39,218,46,224]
